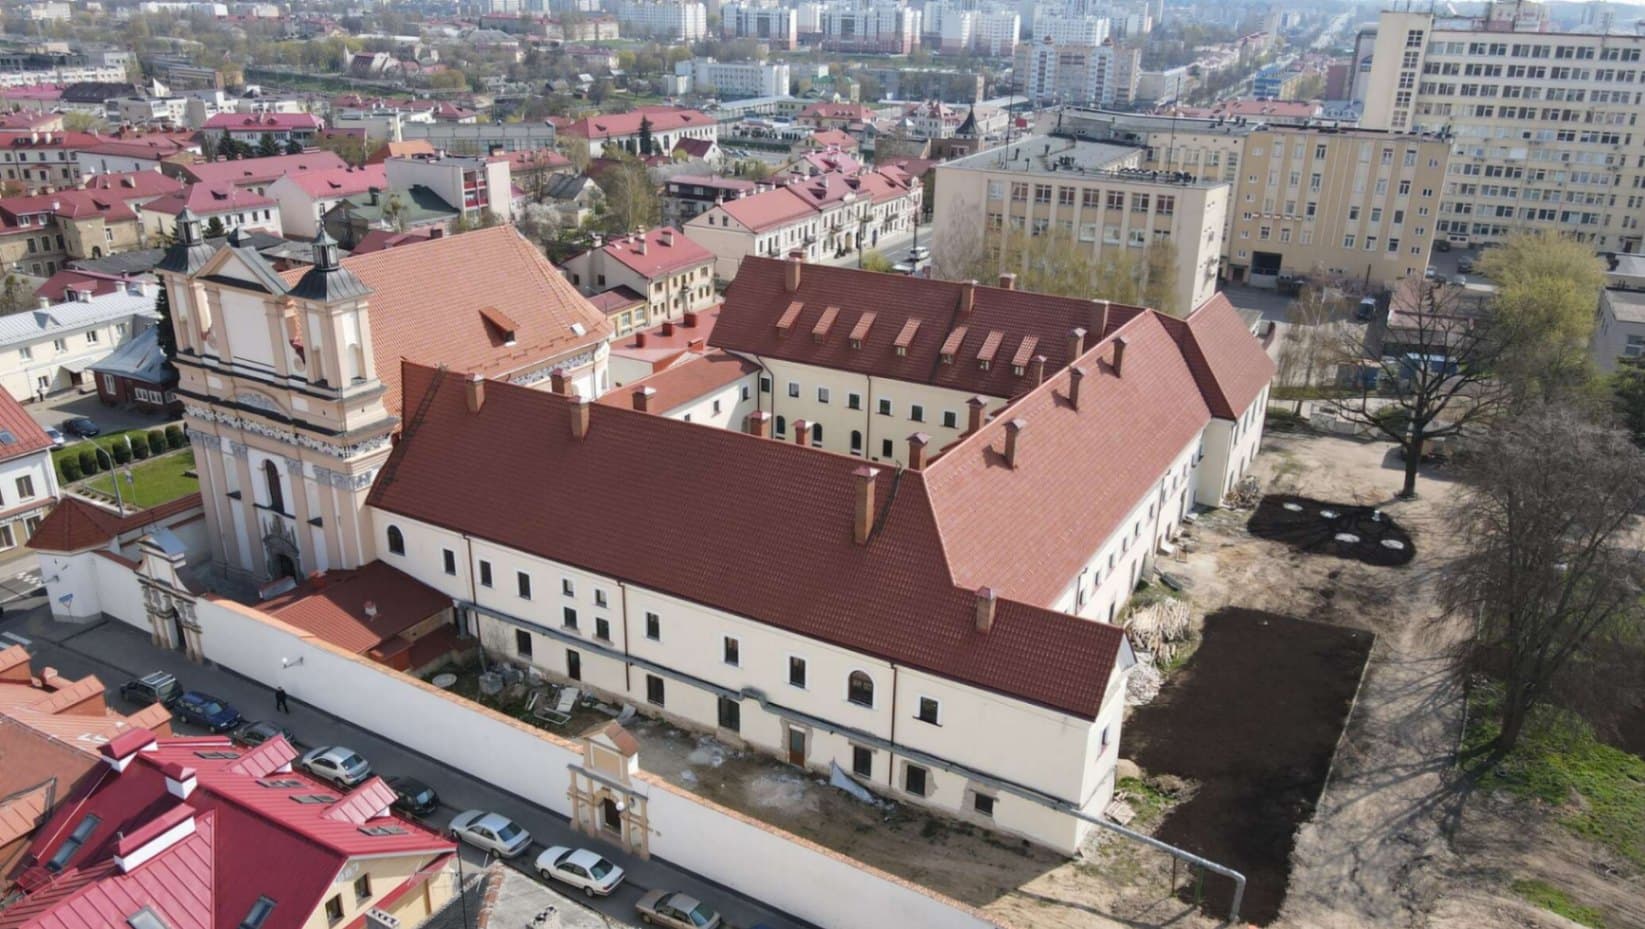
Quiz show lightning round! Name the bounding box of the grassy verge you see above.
[82,449,197,508]
[52,426,182,469]
[1511,878,1605,928]
[1464,680,1645,867]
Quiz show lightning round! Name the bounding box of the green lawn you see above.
[1511,878,1606,928]
[1464,681,1645,867]
[82,449,198,509]
[52,426,183,470]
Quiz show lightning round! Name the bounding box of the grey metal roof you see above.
[89,324,172,384]
[0,290,159,347]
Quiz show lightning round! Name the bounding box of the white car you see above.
[535,845,626,896]
[907,245,930,262]
[298,745,371,788]
[448,809,531,858]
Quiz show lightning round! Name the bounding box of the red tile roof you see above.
[260,560,450,655]
[347,227,438,255]
[178,151,348,188]
[275,225,612,416]
[596,350,757,415]
[365,139,436,164]
[1162,293,1276,419]
[368,362,1128,719]
[556,105,713,140]
[713,186,816,234]
[76,136,193,161]
[0,387,52,464]
[592,227,713,279]
[28,493,203,554]
[142,183,276,218]
[33,270,139,303]
[1,736,453,929]
[798,102,874,122]
[712,258,1144,398]
[0,131,99,152]
[279,164,386,199]
[81,171,186,200]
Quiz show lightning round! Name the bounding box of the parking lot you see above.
[26,389,176,436]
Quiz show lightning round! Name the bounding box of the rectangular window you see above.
[240,897,276,929]
[515,629,533,658]
[877,398,892,416]
[325,895,344,925]
[973,793,995,817]
[759,376,771,393]
[562,606,578,630]
[46,814,98,871]
[723,636,740,666]
[517,572,531,599]
[904,764,928,797]
[852,745,872,778]
[566,649,581,681]
[788,656,807,688]
[353,874,372,901]
[646,673,665,706]
[916,697,940,725]
[14,476,33,499]
[594,589,607,608]
[479,561,493,587]
[562,578,575,596]
[847,392,861,410]
[881,438,893,458]
[595,617,610,641]
[941,410,958,429]
[718,696,740,731]
[787,381,799,398]
[816,387,829,403]
[909,404,924,422]
[442,549,456,575]
[645,612,660,640]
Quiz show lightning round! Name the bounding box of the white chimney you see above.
[163,762,198,800]
[113,807,197,874]
[363,600,379,620]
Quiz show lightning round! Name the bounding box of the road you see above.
[820,222,933,270]
[0,594,814,929]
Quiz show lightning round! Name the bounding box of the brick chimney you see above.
[661,320,675,336]
[747,410,771,437]
[465,373,485,413]
[1069,365,1087,410]
[1112,336,1129,376]
[635,331,648,348]
[632,386,656,412]
[1031,354,1047,386]
[793,418,810,445]
[958,280,976,317]
[682,310,698,327]
[1003,418,1027,469]
[1067,327,1087,363]
[966,395,988,434]
[852,465,880,545]
[975,586,997,632]
[784,256,802,293]
[908,432,931,470]
[570,396,592,439]
[998,273,1017,290]
[550,368,570,396]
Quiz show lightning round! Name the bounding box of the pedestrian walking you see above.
[275,686,290,714]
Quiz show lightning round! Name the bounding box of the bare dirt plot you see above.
[1246,494,1416,567]
[1126,609,1373,925]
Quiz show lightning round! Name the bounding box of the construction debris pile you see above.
[1124,598,1195,706]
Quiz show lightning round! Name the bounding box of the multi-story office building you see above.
[722,3,800,48]
[1357,1,1645,251]
[676,58,791,98]
[1062,109,1453,286]
[931,135,1229,315]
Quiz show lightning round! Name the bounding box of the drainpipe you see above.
[1062,805,1247,925]
[887,663,898,790]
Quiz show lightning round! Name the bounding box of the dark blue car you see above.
[172,691,243,733]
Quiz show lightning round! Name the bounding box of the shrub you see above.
[112,442,131,465]
[147,430,166,455]
[131,441,150,460]
[77,448,99,475]
[166,424,185,449]
[95,448,113,472]
[60,458,81,482]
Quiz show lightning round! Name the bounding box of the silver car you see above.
[448,809,531,858]
[636,890,721,929]
[535,845,626,896]
[298,745,371,788]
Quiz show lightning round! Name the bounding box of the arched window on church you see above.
[262,460,284,514]
[387,526,405,556]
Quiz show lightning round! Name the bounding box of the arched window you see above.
[262,460,283,514]
[775,415,787,437]
[386,525,405,556]
[847,671,874,708]
[811,422,823,446]
[850,430,863,455]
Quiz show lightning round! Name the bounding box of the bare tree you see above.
[1443,406,1645,753]
[1276,286,1345,412]
[1329,279,1508,498]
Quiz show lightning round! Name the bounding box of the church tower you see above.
[158,213,394,584]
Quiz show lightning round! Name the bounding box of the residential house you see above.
[0,645,171,877]
[200,111,324,147]
[322,186,459,250]
[0,184,172,278]
[1593,282,1645,373]
[540,173,602,227]
[0,731,458,929]
[383,151,513,223]
[606,304,720,385]
[139,184,283,238]
[89,325,178,413]
[554,106,717,159]
[0,388,59,550]
[171,150,349,197]
[0,130,99,194]
[268,164,388,238]
[662,173,758,228]
[796,102,875,132]
[0,280,158,400]
[73,132,198,177]
[562,227,717,333]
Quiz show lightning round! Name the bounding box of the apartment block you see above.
[615,0,708,39]
[722,3,800,49]
[818,4,922,54]
[1015,39,1128,107]
[1358,1,1645,251]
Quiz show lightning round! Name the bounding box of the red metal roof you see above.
[2,736,452,929]
[595,227,713,279]
[0,387,52,464]
[143,183,276,218]
[368,362,1127,719]
[202,112,323,132]
[557,105,712,140]
[714,187,816,234]
[179,152,348,188]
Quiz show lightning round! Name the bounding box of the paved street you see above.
[0,596,811,929]
[26,389,178,435]
[820,222,933,270]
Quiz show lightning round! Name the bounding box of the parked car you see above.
[232,720,296,748]
[447,810,531,858]
[119,671,182,708]
[62,417,99,438]
[535,846,626,897]
[1355,297,1377,322]
[171,691,243,733]
[1456,256,1475,274]
[906,245,930,262]
[1432,239,1452,252]
[298,746,371,788]
[384,776,440,818]
[44,427,63,448]
[636,890,722,929]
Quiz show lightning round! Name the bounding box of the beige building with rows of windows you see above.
[930,136,1227,315]
[1356,1,1645,251]
[1059,109,1453,287]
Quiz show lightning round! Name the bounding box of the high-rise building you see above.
[818,4,922,54]
[615,0,708,39]
[1358,1,1645,250]
[1015,37,1124,107]
[721,3,800,49]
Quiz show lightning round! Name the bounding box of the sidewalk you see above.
[0,601,809,929]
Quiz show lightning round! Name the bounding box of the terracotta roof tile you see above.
[558,105,712,140]
[0,387,51,463]
[1163,293,1277,419]
[593,227,713,279]
[259,561,451,655]
[596,350,757,415]
[28,494,202,554]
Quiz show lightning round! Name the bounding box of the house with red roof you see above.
[267,164,387,238]
[0,645,171,878]
[0,387,57,551]
[0,731,457,929]
[561,227,716,335]
[0,180,178,277]
[796,102,875,131]
[72,132,199,178]
[172,151,349,198]
[554,105,716,159]
[201,111,324,146]
[661,173,759,228]
[0,130,101,195]
[140,183,282,238]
